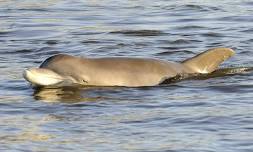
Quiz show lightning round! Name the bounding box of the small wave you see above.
[168,39,192,45]
[208,67,253,76]
[44,40,59,45]
[156,50,194,56]
[174,25,206,30]
[0,31,12,36]
[185,4,204,10]
[186,4,222,11]
[218,16,253,22]
[242,1,253,6]
[81,40,101,44]
[201,32,223,37]
[176,4,223,12]
[15,49,34,53]
[110,30,165,37]
[240,29,253,33]
[11,47,61,60]
[15,8,49,12]
[160,67,253,84]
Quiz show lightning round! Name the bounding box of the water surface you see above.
[1,0,253,151]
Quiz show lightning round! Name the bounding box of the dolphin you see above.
[23,48,235,87]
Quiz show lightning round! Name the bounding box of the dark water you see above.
[1,0,253,151]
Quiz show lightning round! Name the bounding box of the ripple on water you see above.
[234,16,253,22]
[12,47,62,61]
[0,31,12,37]
[80,40,101,44]
[110,30,166,37]
[174,25,207,31]
[6,29,63,40]
[201,32,224,38]
[156,50,194,56]
[168,4,206,13]
[168,39,192,45]
[44,40,59,45]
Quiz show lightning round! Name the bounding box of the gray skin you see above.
[23,48,235,87]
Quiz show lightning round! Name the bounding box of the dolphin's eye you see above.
[82,80,88,84]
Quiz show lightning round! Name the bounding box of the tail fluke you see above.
[182,48,235,73]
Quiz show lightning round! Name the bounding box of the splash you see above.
[160,67,253,84]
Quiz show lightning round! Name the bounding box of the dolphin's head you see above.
[23,68,68,86]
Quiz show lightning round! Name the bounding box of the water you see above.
[1,0,253,151]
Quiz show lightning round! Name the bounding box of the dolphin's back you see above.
[40,54,74,68]
[33,48,235,87]
[82,58,190,86]
[39,55,188,86]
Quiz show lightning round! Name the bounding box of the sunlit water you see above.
[1,0,253,151]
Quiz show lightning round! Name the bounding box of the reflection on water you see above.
[34,87,83,103]
[33,86,110,103]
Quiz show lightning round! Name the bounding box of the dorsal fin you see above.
[182,48,235,73]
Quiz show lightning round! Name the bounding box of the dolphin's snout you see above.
[23,68,65,86]
[23,68,32,78]
[23,68,35,82]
